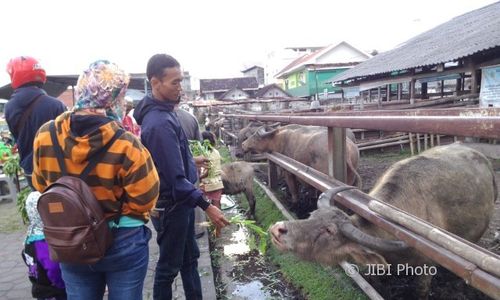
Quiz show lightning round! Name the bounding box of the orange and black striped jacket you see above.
[32,111,159,222]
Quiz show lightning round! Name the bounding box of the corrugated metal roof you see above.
[331,2,500,83]
[200,77,258,92]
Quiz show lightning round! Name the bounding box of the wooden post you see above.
[397,83,402,100]
[410,79,416,105]
[409,133,415,156]
[377,87,382,108]
[470,63,478,94]
[437,135,441,146]
[421,82,428,99]
[416,133,421,153]
[424,134,428,150]
[328,127,346,183]
[268,160,278,189]
[440,80,444,97]
[386,84,391,102]
[430,134,435,147]
[455,76,462,96]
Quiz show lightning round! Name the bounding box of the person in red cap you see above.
[5,56,66,188]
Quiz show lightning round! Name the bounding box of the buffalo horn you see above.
[340,222,408,252]
[257,126,278,138]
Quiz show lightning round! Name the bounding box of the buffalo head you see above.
[241,125,280,153]
[270,206,407,266]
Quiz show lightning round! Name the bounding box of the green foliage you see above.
[2,154,30,224]
[217,146,232,164]
[229,215,268,255]
[17,187,31,224]
[2,155,20,177]
[189,139,212,157]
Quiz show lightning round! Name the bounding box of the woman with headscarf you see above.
[32,60,159,300]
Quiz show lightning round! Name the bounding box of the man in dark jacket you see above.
[5,56,66,188]
[134,53,229,300]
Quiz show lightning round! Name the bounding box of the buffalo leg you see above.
[284,172,299,206]
[244,190,256,219]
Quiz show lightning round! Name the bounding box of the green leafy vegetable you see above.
[229,215,269,255]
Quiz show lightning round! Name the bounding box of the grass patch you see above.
[218,146,232,164]
[234,182,367,300]
[219,145,367,299]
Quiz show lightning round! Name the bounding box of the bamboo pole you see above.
[417,133,421,153]
[357,135,409,147]
[409,133,415,156]
[359,140,410,151]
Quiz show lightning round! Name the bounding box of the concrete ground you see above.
[0,199,216,300]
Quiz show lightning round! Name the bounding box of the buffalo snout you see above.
[270,222,289,252]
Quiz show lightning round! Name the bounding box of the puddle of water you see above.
[223,226,250,256]
[232,280,272,299]
[213,194,304,300]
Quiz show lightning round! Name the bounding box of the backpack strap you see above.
[49,121,124,180]
[14,93,44,138]
[79,128,124,181]
[49,121,67,176]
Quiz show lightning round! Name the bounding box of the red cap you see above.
[6,56,46,89]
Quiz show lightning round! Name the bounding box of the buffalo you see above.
[241,124,361,205]
[221,161,256,219]
[269,143,497,299]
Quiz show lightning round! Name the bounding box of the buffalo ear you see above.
[345,243,388,266]
[257,126,279,138]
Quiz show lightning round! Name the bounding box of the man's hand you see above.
[193,155,209,169]
[205,204,230,237]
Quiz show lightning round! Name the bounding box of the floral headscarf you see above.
[74,60,130,121]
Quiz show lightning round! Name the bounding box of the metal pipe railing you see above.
[307,107,500,117]
[224,114,500,140]
[265,152,500,299]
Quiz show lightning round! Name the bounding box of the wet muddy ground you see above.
[210,195,305,300]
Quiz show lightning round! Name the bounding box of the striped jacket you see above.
[32,112,159,222]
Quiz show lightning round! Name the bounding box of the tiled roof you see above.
[241,65,263,73]
[331,2,500,83]
[254,84,292,98]
[200,77,259,92]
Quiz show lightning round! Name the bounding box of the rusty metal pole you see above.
[223,114,500,140]
[268,160,278,189]
[327,127,346,183]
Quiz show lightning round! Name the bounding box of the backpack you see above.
[37,121,124,264]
